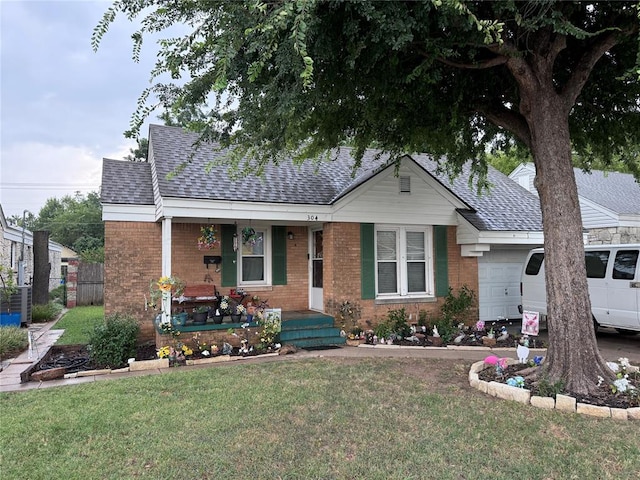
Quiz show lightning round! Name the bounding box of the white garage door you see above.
[478,249,532,322]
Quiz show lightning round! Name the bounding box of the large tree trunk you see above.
[524,87,613,395]
[33,230,51,305]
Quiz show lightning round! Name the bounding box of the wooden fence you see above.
[76,262,104,306]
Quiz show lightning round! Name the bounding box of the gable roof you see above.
[101,124,542,232]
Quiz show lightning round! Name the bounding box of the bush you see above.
[430,317,457,344]
[386,308,412,338]
[441,285,476,324]
[0,327,28,360]
[87,314,140,369]
[373,322,392,339]
[49,285,66,303]
[31,302,63,323]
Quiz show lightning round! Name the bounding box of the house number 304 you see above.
[307,215,319,221]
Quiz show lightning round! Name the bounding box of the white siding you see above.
[579,198,618,229]
[332,162,463,225]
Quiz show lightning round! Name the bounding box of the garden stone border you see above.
[59,353,281,380]
[468,360,640,421]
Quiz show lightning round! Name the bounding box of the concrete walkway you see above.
[1,320,65,392]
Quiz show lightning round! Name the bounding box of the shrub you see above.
[373,321,392,340]
[430,317,457,344]
[87,314,140,369]
[418,310,428,327]
[49,285,65,303]
[441,285,476,324]
[0,327,28,360]
[31,302,63,323]
[386,308,412,338]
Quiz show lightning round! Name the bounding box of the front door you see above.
[309,228,323,311]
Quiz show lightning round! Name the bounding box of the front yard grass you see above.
[53,305,104,345]
[1,357,638,479]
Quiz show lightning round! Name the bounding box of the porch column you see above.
[161,217,172,323]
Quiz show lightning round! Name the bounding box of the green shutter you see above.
[221,224,237,287]
[272,226,287,285]
[361,223,375,299]
[434,225,449,297]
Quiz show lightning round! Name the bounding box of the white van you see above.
[519,244,640,334]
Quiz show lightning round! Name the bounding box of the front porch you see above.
[155,310,346,350]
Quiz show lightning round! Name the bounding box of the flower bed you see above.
[469,358,640,420]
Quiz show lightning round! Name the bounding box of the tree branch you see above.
[436,55,508,69]
[476,103,531,148]
[561,26,636,107]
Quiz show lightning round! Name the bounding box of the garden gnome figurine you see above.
[497,326,509,342]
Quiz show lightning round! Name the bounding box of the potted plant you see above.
[192,305,209,325]
[0,266,19,327]
[197,224,220,250]
[242,227,260,246]
[218,295,232,323]
[231,303,245,323]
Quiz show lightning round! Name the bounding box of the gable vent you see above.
[399,176,411,193]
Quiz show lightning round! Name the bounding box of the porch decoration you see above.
[147,275,186,311]
[231,303,246,323]
[242,227,260,246]
[197,224,220,250]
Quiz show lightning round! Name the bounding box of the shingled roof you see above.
[573,168,640,215]
[101,124,543,232]
[101,159,155,205]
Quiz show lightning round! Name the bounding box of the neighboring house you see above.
[509,163,640,244]
[0,204,63,291]
[101,124,544,341]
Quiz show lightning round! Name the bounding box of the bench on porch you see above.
[173,284,219,303]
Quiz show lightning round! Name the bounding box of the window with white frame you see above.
[375,226,433,297]
[239,228,269,285]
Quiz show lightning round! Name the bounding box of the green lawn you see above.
[1,357,638,479]
[53,306,104,345]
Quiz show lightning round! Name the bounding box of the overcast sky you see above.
[0,0,165,219]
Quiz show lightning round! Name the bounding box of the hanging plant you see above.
[242,227,260,246]
[197,225,219,250]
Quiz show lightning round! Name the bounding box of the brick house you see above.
[101,125,543,343]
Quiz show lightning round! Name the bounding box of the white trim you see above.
[374,225,434,298]
[238,225,271,286]
[455,212,544,250]
[102,204,157,222]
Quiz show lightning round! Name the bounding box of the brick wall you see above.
[323,224,479,330]
[106,222,311,342]
[104,221,162,341]
[107,221,479,343]
[66,259,78,308]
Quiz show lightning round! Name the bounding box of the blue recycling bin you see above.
[0,312,21,327]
